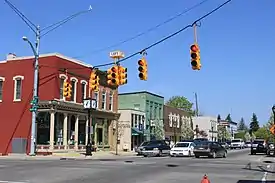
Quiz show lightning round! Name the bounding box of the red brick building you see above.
[0,53,119,155]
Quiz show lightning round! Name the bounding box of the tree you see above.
[217,126,231,141]
[250,113,260,132]
[166,96,194,114]
[254,127,270,140]
[199,130,208,137]
[225,114,232,122]
[238,117,247,131]
[181,117,194,140]
[154,120,165,140]
[244,132,251,141]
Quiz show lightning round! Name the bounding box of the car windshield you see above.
[245,142,251,144]
[253,140,264,144]
[140,141,149,146]
[232,140,241,143]
[196,141,210,147]
[174,143,189,148]
[146,141,164,146]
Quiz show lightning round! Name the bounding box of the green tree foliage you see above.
[235,131,246,140]
[225,114,232,122]
[165,96,194,114]
[238,117,247,131]
[154,120,165,140]
[181,117,194,140]
[254,127,270,140]
[217,126,231,140]
[250,113,260,132]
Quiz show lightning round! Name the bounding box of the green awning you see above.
[132,128,143,136]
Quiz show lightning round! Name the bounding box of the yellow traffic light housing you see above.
[119,66,127,85]
[190,44,201,70]
[138,58,147,80]
[107,66,119,85]
[89,71,99,92]
[63,81,72,99]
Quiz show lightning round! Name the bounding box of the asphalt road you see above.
[0,149,274,183]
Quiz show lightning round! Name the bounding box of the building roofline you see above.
[118,108,145,113]
[0,52,93,68]
[118,91,164,98]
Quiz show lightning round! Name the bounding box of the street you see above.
[0,149,274,183]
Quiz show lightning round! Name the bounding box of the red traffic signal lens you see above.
[111,67,117,72]
[191,53,197,59]
[138,59,146,66]
[190,44,198,52]
[191,61,198,67]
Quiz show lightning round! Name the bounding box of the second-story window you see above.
[13,76,24,101]
[109,90,113,111]
[101,90,106,110]
[0,77,4,102]
[80,80,87,102]
[94,91,99,108]
[70,78,78,102]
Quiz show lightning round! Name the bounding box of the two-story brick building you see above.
[0,53,119,155]
[163,105,192,142]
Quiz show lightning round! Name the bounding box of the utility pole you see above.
[195,92,199,117]
[4,0,93,156]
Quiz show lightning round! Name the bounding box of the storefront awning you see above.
[132,128,143,136]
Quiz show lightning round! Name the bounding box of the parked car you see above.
[141,140,171,157]
[244,141,252,148]
[231,138,245,149]
[220,142,230,149]
[170,141,195,157]
[193,141,227,158]
[251,139,267,155]
[266,142,275,156]
[135,141,149,156]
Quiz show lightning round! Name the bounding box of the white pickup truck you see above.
[230,138,245,149]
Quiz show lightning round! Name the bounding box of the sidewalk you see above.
[0,151,138,160]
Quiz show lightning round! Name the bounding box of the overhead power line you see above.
[74,0,211,58]
[92,0,232,68]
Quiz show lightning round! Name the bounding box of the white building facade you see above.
[192,116,219,141]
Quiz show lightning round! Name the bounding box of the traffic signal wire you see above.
[74,0,211,58]
[93,0,232,68]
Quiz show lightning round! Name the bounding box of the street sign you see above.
[109,51,125,59]
[270,125,275,135]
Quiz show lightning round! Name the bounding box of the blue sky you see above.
[0,0,274,126]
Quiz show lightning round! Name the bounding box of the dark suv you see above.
[141,140,171,157]
[251,139,267,155]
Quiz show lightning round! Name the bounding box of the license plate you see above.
[253,148,256,150]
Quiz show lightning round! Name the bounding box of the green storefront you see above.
[118,91,164,141]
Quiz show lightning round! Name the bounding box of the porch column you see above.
[63,113,68,148]
[74,115,79,150]
[50,111,55,150]
[85,117,88,145]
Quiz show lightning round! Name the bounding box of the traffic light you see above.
[190,43,201,70]
[138,58,147,80]
[107,66,119,85]
[118,66,127,85]
[30,96,39,112]
[63,81,72,99]
[89,71,99,92]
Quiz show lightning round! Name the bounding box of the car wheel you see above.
[195,155,200,158]
[143,155,148,157]
[212,151,216,158]
[188,151,191,157]
[158,150,163,157]
[223,151,227,158]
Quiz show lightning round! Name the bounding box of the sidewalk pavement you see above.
[0,151,138,160]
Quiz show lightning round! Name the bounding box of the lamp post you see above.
[272,105,275,148]
[142,116,145,142]
[217,115,221,142]
[23,31,40,156]
[173,121,177,143]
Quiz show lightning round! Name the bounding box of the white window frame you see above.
[70,77,78,102]
[80,80,88,103]
[59,74,68,100]
[109,90,114,111]
[13,75,24,102]
[101,90,106,110]
[94,91,99,108]
[0,77,5,102]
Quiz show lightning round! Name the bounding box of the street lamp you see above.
[272,105,275,148]
[23,33,40,156]
[173,121,177,143]
[217,115,221,142]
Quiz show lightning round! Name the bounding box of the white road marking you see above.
[0,181,28,183]
[261,172,268,182]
